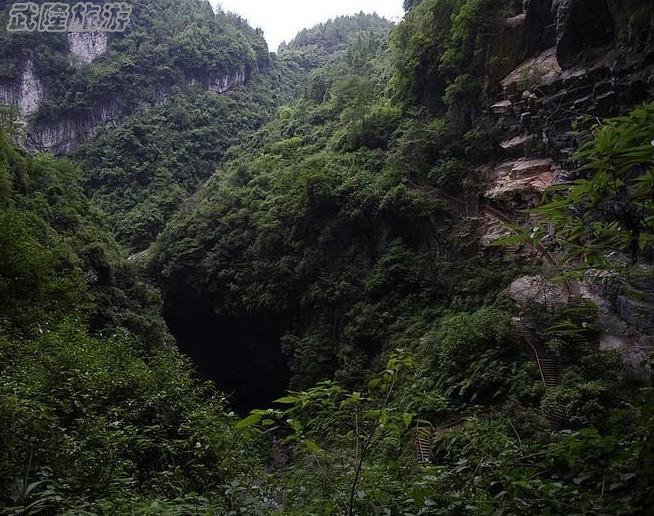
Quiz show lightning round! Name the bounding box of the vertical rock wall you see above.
[68,32,108,64]
[0,61,44,116]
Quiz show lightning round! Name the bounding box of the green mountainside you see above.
[1,0,653,514]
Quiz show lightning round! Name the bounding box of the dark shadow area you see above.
[557,0,615,68]
[164,290,290,415]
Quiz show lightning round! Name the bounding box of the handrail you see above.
[523,338,549,386]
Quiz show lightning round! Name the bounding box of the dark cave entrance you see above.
[164,290,291,415]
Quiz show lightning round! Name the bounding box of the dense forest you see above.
[1,0,653,514]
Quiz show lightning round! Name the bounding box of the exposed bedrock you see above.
[1,58,248,154]
[23,69,247,154]
[0,61,44,117]
[554,0,615,69]
[67,32,108,64]
[484,1,654,377]
[509,272,654,380]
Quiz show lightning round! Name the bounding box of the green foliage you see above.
[0,0,270,120]
[76,81,285,250]
[422,307,523,403]
[533,103,654,271]
[2,2,654,513]
[153,31,460,391]
[0,323,258,514]
[0,132,93,336]
[285,13,393,56]
[390,0,502,121]
[65,10,396,250]
[239,350,418,515]
[0,132,264,513]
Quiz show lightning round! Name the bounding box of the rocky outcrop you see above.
[485,158,559,203]
[618,296,654,334]
[553,0,615,69]
[509,272,654,379]
[489,0,653,165]
[510,275,569,309]
[489,14,529,83]
[26,70,247,153]
[28,99,123,154]
[1,63,249,154]
[524,0,557,55]
[491,42,654,169]
[485,2,654,378]
[480,212,513,248]
[187,70,247,94]
[0,61,44,116]
[68,32,108,64]
[599,333,652,382]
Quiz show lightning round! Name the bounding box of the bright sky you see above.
[212,0,405,52]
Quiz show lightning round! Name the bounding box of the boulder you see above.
[501,47,563,92]
[509,275,569,308]
[599,333,652,381]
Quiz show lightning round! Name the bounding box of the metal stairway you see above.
[518,317,567,428]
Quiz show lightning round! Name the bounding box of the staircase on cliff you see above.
[517,317,568,428]
[412,418,470,465]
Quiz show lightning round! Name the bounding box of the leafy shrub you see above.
[423,308,521,402]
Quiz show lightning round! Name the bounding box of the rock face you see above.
[509,276,568,309]
[0,61,44,116]
[28,99,123,155]
[554,0,615,69]
[489,14,529,83]
[0,63,248,154]
[187,70,247,95]
[485,158,559,202]
[68,32,108,64]
[525,0,557,54]
[618,296,654,334]
[24,69,247,154]
[485,1,654,377]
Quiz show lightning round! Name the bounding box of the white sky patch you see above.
[212,0,405,52]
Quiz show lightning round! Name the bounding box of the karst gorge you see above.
[1,0,653,514]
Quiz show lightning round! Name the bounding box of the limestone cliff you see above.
[0,60,43,117]
[68,32,108,65]
[0,52,249,155]
[0,0,266,155]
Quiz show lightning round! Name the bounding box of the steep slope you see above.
[153,16,407,412]
[150,1,654,513]
[0,130,266,514]
[0,0,293,250]
[0,3,391,251]
[1,1,653,514]
[0,0,269,153]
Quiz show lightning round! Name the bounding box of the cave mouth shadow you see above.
[164,294,291,415]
